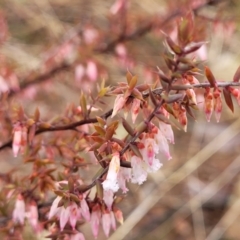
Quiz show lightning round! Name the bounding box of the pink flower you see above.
[90,205,101,239]
[13,194,26,224]
[80,198,90,221]
[110,211,116,230]
[12,123,27,157]
[140,137,162,172]
[86,60,98,82]
[60,206,70,231]
[69,203,81,230]
[26,201,39,231]
[49,196,83,231]
[102,212,111,237]
[195,44,207,61]
[155,130,172,161]
[117,167,131,193]
[159,121,174,144]
[102,152,120,192]
[75,64,85,84]
[111,94,127,118]
[130,155,147,184]
[48,196,62,219]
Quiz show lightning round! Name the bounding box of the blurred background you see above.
[1,0,240,239]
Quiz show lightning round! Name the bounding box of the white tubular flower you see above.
[102,152,120,192]
[12,194,26,225]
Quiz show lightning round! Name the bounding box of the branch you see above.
[0,109,113,151]
[1,81,240,151]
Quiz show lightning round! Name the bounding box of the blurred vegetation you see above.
[1,0,240,239]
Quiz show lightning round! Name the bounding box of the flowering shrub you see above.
[0,0,240,239]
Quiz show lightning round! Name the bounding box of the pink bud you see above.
[114,208,123,225]
[75,64,85,84]
[178,106,188,132]
[204,89,213,122]
[12,126,22,157]
[213,89,222,123]
[115,44,127,57]
[186,88,197,105]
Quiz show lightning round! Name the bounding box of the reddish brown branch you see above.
[0,109,113,151]
[1,81,240,151]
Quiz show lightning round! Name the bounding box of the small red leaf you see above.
[223,87,234,112]
[205,66,216,88]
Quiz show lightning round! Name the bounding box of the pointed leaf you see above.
[129,143,142,159]
[129,76,138,90]
[163,53,176,69]
[80,92,87,118]
[94,125,106,136]
[126,71,132,84]
[96,116,106,126]
[98,87,109,97]
[105,125,115,140]
[163,93,184,103]
[223,87,234,112]
[68,177,74,193]
[205,66,216,88]
[96,180,103,199]
[185,104,196,119]
[157,69,170,83]
[166,36,182,54]
[184,41,207,54]
[149,88,158,106]
[34,108,40,122]
[122,118,135,136]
